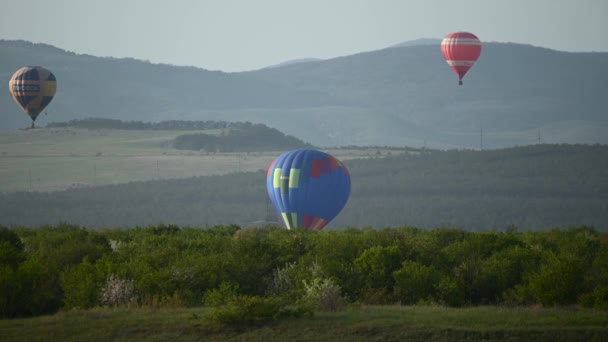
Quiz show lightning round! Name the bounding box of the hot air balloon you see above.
[266,149,351,230]
[9,66,57,128]
[441,32,481,85]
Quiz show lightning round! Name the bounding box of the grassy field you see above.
[1,305,607,341]
[0,128,263,192]
[0,128,398,193]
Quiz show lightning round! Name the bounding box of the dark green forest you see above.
[1,144,607,230]
[1,224,607,319]
[171,122,313,152]
[46,118,313,152]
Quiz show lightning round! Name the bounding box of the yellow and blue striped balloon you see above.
[9,66,57,127]
[266,149,351,230]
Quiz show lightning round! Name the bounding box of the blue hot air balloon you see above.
[266,149,351,230]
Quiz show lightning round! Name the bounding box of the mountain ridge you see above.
[1,39,607,148]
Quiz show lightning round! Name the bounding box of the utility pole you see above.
[156,160,160,179]
[537,128,541,144]
[479,127,483,151]
[93,164,97,185]
[28,169,32,190]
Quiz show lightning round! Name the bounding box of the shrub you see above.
[476,246,546,304]
[354,245,402,291]
[527,252,585,306]
[300,277,345,312]
[60,258,100,309]
[268,263,294,298]
[435,277,465,307]
[203,281,239,307]
[99,275,135,307]
[503,284,537,306]
[206,295,291,328]
[579,286,608,311]
[393,260,443,304]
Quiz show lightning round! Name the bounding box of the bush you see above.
[393,260,443,304]
[503,284,537,306]
[203,281,239,307]
[527,252,585,306]
[99,275,135,307]
[60,258,100,309]
[268,263,294,298]
[206,295,297,328]
[579,286,608,311]
[476,246,546,304]
[435,277,466,307]
[300,277,345,312]
[355,246,402,288]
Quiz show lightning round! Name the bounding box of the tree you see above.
[60,258,101,309]
[393,260,443,304]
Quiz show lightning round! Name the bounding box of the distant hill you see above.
[1,39,607,148]
[171,122,314,152]
[263,58,323,69]
[46,118,313,152]
[389,38,442,48]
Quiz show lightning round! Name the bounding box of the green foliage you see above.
[578,286,608,311]
[17,224,112,270]
[203,282,240,307]
[355,245,402,290]
[15,256,63,316]
[435,277,466,307]
[0,227,25,268]
[0,264,20,317]
[60,258,101,309]
[393,260,443,304]
[172,122,313,152]
[526,252,587,305]
[476,245,546,303]
[3,224,608,318]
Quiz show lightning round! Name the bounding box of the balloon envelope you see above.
[441,32,481,85]
[9,66,57,123]
[266,149,351,230]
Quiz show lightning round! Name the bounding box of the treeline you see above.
[46,118,271,131]
[172,123,313,152]
[1,224,607,319]
[1,144,607,230]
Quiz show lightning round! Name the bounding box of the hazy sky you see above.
[1,0,607,72]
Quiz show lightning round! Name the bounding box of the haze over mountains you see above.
[1,39,607,149]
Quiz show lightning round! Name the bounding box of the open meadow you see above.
[0,128,273,192]
[0,128,394,193]
[1,305,607,341]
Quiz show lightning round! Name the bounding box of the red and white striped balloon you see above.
[441,32,481,85]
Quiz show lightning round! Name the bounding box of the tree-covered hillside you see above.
[1,40,607,148]
[1,144,606,231]
[171,122,314,152]
[46,118,314,152]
